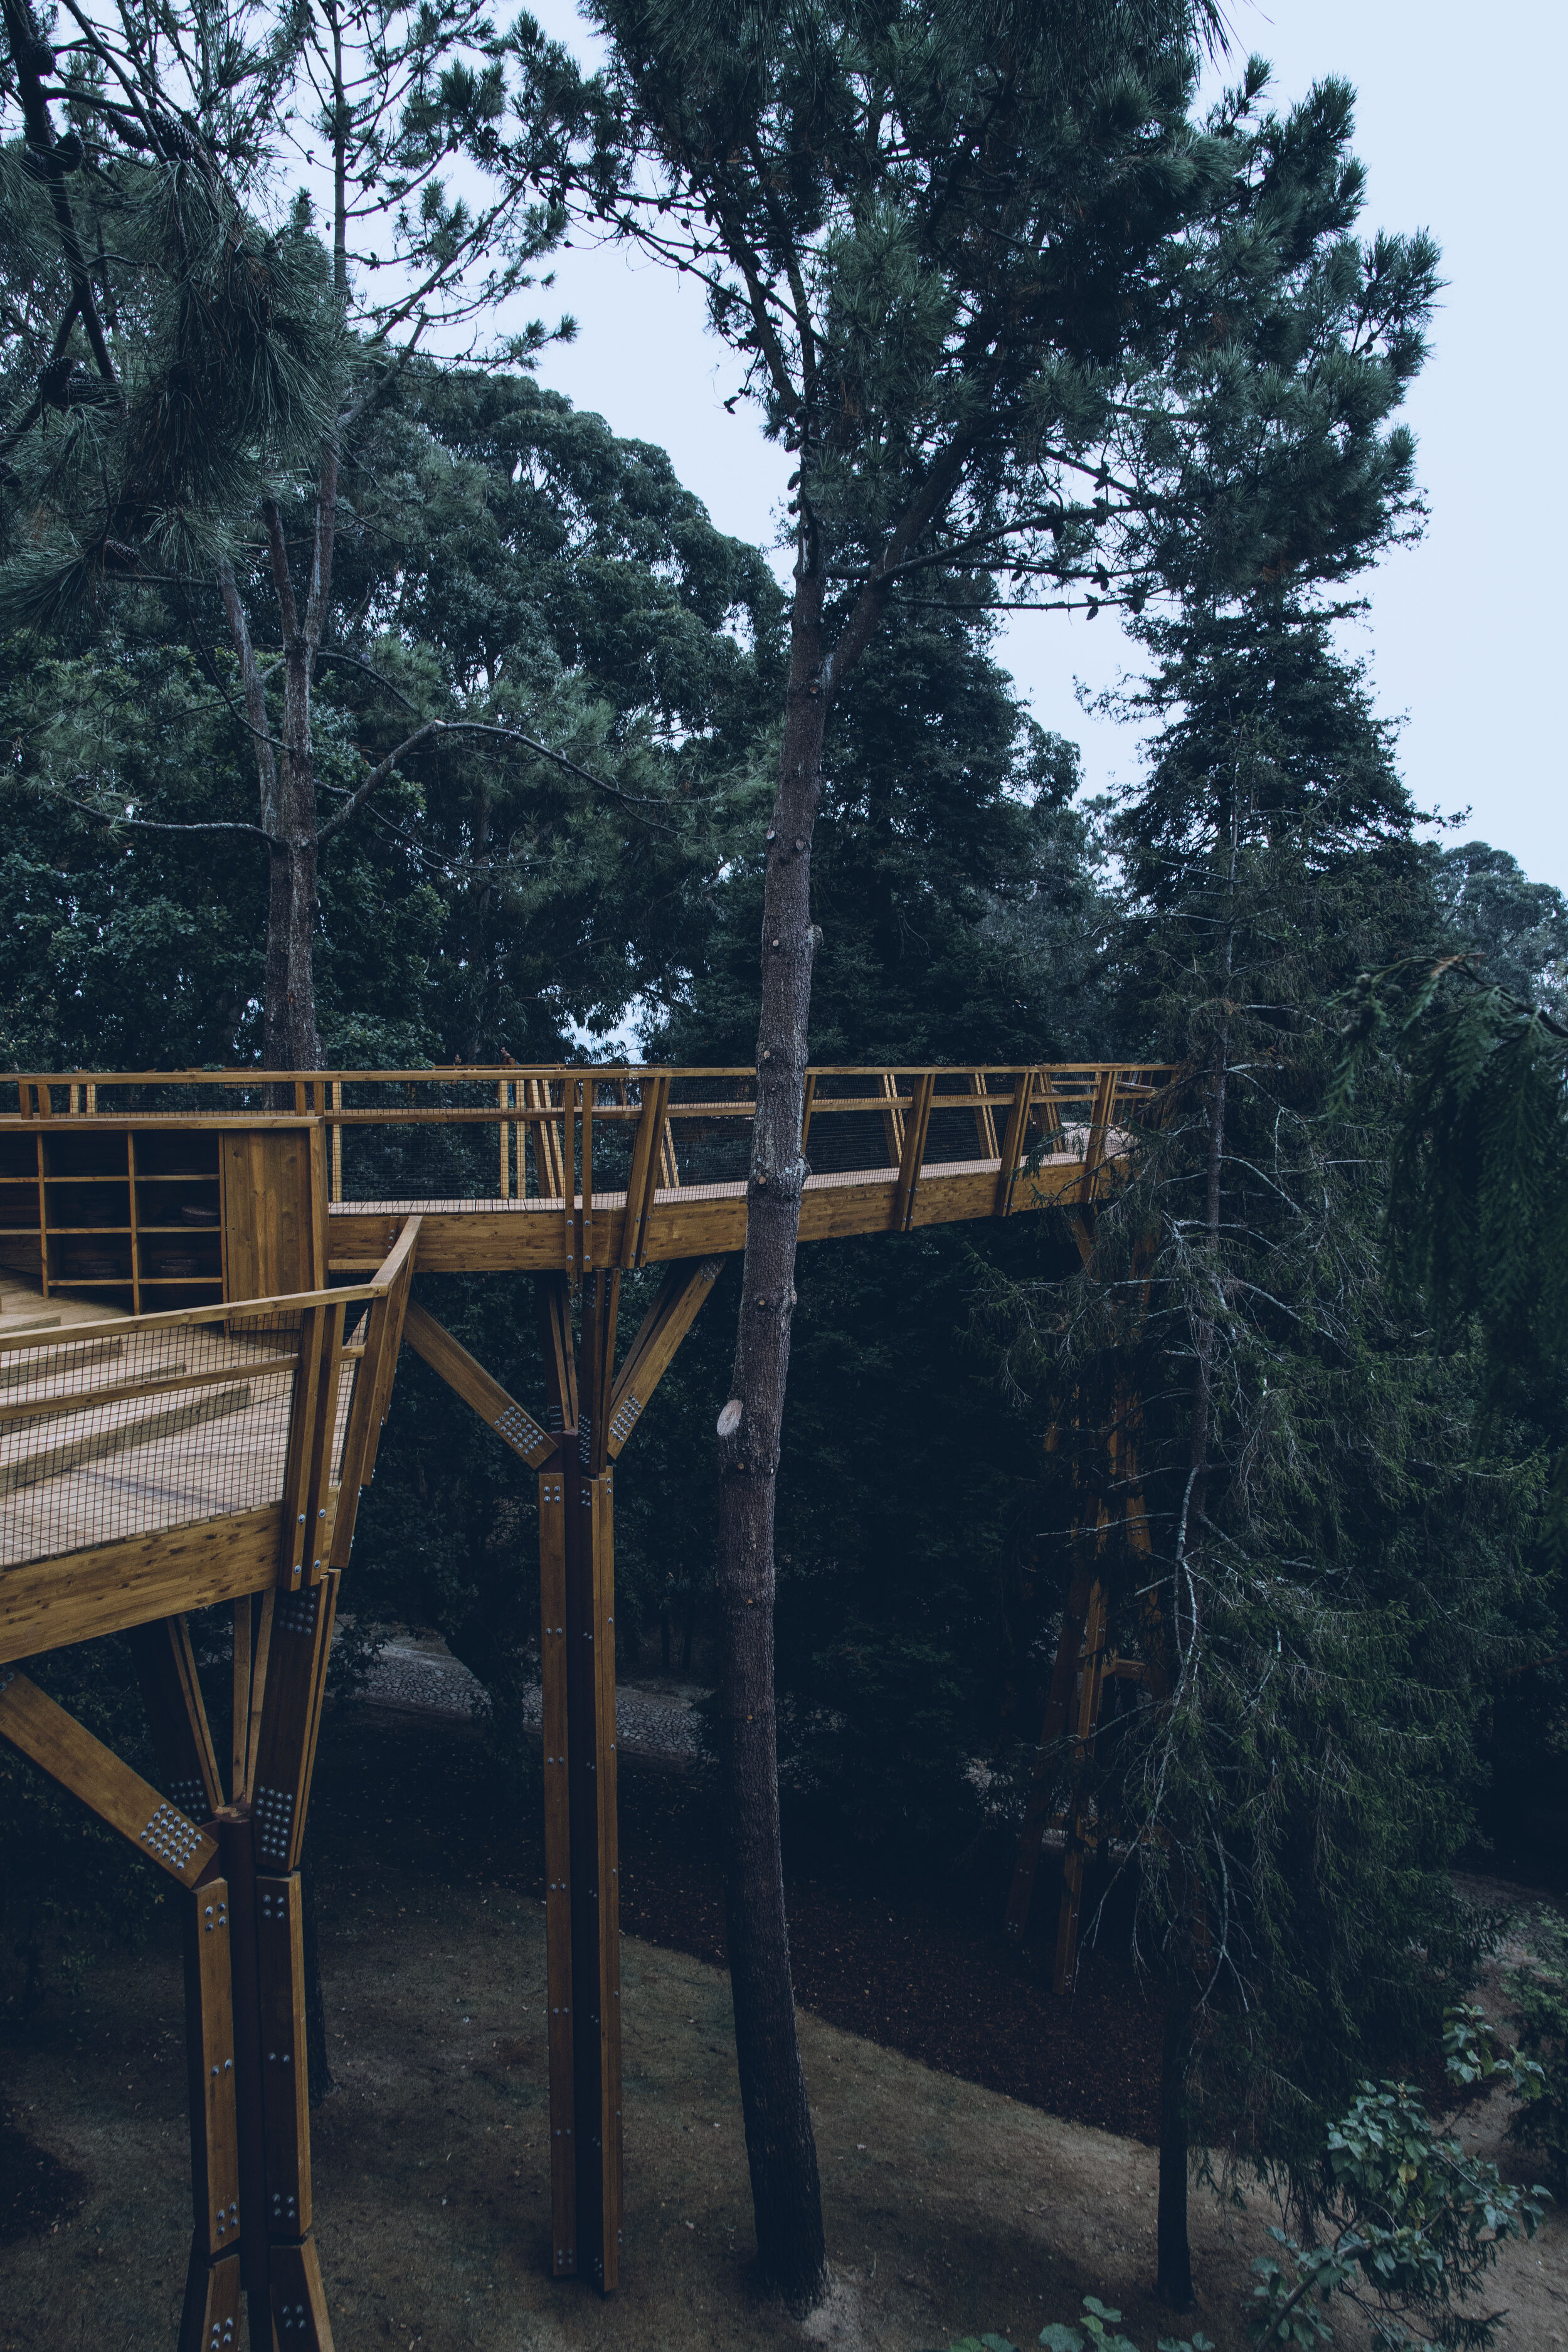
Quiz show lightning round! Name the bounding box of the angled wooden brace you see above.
[128,1614,225,1826]
[0,1669,219,1886]
[402,1300,554,1468]
[277,1305,339,1592]
[1076,1064,1121,1210]
[893,1071,937,1232]
[994,1067,1036,1216]
[329,1214,421,1570]
[605,1257,725,1460]
[620,1073,670,1269]
[877,1069,906,1165]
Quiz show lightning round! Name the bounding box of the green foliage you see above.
[529,4,1436,648]
[1246,2059,1547,2350]
[992,598,1523,2156]
[0,359,781,1071]
[1429,844,1568,1019]
[928,2295,1213,2352]
[1501,1914,1568,2195]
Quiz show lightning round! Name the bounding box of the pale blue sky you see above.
[524,1,1567,887]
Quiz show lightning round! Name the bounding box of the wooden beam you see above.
[277,1308,330,1590]
[539,1462,576,2276]
[587,1470,622,2289]
[249,1571,339,1878]
[266,2235,334,2348]
[177,2240,241,2352]
[329,1216,420,1572]
[243,1591,276,1803]
[564,1456,622,2292]
[326,1152,1120,1275]
[893,1071,936,1233]
[579,1271,620,1477]
[182,1879,241,2260]
[620,1074,670,1270]
[605,1258,724,1459]
[232,1597,252,1804]
[0,1670,218,1885]
[299,1303,347,1591]
[0,1278,384,1366]
[1,1507,284,1667]
[401,1300,554,1469]
[536,1274,578,1439]
[1076,1064,1120,1209]
[256,1873,312,2240]
[993,1068,1035,1216]
[128,1614,224,1824]
[968,1068,998,1160]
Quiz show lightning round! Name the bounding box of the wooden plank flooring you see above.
[1,1280,353,1571]
[326,1147,1111,1273]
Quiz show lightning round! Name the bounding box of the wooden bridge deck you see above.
[0,1063,1175,2335]
[325,1142,1116,1269]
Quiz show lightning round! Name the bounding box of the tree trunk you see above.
[1157,834,1236,2305]
[712,563,831,2313]
[262,476,336,1074]
[1157,1976,1194,2306]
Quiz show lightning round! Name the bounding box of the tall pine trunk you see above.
[1158,798,1236,2305]
[712,564,830,2311]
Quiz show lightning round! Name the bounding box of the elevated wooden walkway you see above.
[0,1060,1172,2346]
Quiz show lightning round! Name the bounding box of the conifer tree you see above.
[0,0,581,1066]
[987,606,1534,2307]
[516,13,1443,2299]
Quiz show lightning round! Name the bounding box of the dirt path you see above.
[5,1872,1567,2352]
[4,1701,1567,2350]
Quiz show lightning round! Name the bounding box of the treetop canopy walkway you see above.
[7,1061,1167,1282]
[0,1059,1170,2351]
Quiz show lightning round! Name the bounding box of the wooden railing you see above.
[0,1217,419,1654]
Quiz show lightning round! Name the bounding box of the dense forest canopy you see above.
[2,0,1566,2335]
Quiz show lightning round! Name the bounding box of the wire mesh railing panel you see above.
[664,1074,756,1197]
[805,1105,900,1180]
[1,1311,303,1567]
[11,1066,1180,1220]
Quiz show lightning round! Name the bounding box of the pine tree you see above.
[0,0,578,1067]
[985,606,1534,2306]
[512,13,1440,2300]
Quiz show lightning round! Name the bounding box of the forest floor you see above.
[3,1695,1566,2352]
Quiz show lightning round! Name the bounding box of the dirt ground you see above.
[4,1712,1568,2351]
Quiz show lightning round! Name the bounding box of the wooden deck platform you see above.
[326,1143,1121,1271]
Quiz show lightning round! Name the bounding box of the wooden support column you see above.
[569,1273,622,2288]
[534,1270,623,2293]
[539,1457,576,2275]
[179,1877,241,2301]
[236,1560,341,2348]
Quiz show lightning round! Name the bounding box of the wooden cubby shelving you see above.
[0,1123,225,1313]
